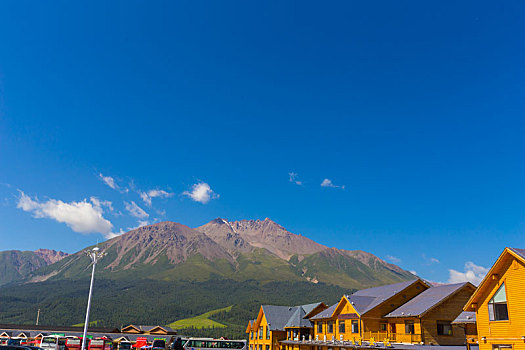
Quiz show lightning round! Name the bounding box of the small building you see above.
[121,325,176,336]
[452,311,477,347]
[464,247,525,350]
[249,302,327,350]
[384,282,476,345]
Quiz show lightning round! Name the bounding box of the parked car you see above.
[151,340,165,350]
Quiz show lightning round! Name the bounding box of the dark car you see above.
[1,346,40,350]
[151,340,166,350]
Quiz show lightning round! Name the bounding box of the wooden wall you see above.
[474,254,525,350]
[419,285,475,345]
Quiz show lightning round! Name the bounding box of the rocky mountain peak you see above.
[34,249,69,264]
[198,218,326,260]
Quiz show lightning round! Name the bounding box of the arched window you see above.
[488,283,509,321]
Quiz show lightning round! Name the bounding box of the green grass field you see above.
[167,306,232,329]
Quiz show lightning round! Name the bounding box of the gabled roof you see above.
[121,325,141,333]
[303,302,328,319]
[346,279,428,316]
[301,302,324,317]
[451,311,476,324]
[465,247,525,310]
[256,302,326,331]
[284,307,312,328]
[509,248,525,260]
[261,305,299,331]
[385,282,474,318]
[245,319,255,333]
[310,303,338,320]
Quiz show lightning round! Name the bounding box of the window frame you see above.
[351,320,359,334]
[488,282,510,322]
[436,321,453,336]
[405,320,415,335]
[339,320,345,334]
[317,322,322,333]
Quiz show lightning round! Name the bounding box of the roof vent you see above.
[401,312,405,315]
[289,307,293,311]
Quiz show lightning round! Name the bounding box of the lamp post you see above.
[81,247,105,350]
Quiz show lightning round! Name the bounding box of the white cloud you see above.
[430,257,440,264]
[183,182,219,204]
[320,178,345,189]
[17,190,114,238]
[90,197,113,212]
[448,261,489,285]
[98,173,118,190]
[139,189,174,207]
[409,270,418,275]
[386,255,402,263]
[125,201,149,219]
[288,172,303,186]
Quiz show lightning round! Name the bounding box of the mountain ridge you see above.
[21,218,414,289]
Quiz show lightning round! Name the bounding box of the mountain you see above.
[0,249,68,286]
[27,219,413,287]
[0,218,415,336]
[198,218,326,259]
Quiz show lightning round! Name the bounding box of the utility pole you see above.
[81,247,105,350]
[36,308,40,326]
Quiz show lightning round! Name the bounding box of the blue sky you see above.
[1,1,524,284]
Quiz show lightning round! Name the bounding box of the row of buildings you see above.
[246,247,525,350]
[0,324,177,345]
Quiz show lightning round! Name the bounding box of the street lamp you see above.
[81,247,105,350]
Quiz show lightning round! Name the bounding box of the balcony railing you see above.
[359,332,423,343]
[390,333,423,343]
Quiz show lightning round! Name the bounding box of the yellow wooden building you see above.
[310,279,430,343]
[384,282,476,345]
[464,247,525,350]
[248,303,326,350]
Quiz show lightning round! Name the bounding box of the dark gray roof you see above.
[509,248,525,260]
[452,311,476,324]
[310,303,338,320]
[261,305,299,331]
[284,307,312,328]
[385,283,470,318]
[301,302,323,317]
[262,303,325,330]
[347,280,423,315]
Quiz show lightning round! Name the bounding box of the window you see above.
[250,332,253,340]
[317,322,322,333]
[265,346,269,350]
[437,321,452,336]
[327,321,334,333]
[287,330,291,340]
[380,323,387,332]
[339,321,345,333]
[351,320,359,334]
[492,345,512,350]
[259,345,262,350]
[293,329,298,340]
[488,283,509,321]
[405,321,415,334]
[266,326,270,340]
[259,327,263,339]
